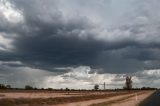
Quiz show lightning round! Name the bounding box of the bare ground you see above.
[0,91,118,99]
[0,90,153,106]
[54,93,136,106]
[89,91,154,106]
[110,91,154,106]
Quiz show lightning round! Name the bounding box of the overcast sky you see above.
[0,0,160,89]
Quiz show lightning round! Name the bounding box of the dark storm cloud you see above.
[1,0,160,74]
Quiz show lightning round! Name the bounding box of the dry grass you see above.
[0,91,134,106]
[89,91,150,106]
[89,95,135,106]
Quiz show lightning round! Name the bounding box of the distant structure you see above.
[125,76,132,90]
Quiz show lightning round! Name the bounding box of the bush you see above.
[25,85,33,90]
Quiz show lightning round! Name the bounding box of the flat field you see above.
[0,90,154,106]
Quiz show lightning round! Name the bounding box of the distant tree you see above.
[141,87,157,90]
[33,87,38,90]
[65,88,70,91]
[94,84,99,90]
[47,88,53,90]
[6,85,11,89]
[25,85,33,90]
[125,76,132,90]
[0,84,6,89]
[41,88,44,90]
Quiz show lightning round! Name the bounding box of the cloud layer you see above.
[0,0,160,88]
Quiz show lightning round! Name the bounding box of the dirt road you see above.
[54,91,154,106]
[54,94,135,106]
[110,91,154,106]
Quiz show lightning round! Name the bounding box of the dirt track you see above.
[54,94,134,106]
[55,91,154,106]
[110,91,154,106]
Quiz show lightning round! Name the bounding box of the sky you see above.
[0,0,160,89]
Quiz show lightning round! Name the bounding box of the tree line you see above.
[0,84,158,90]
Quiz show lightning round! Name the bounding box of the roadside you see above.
[138,90,160,106]
[54,94,135,106]
[0,91,132,106]
[54,91,152,106]
[90,91,154,106]
[0,90,153,106]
